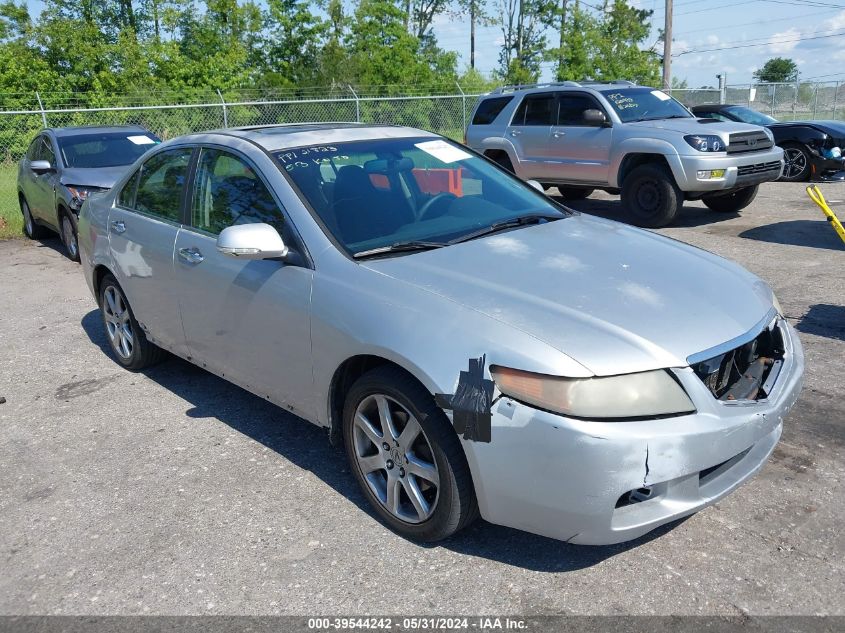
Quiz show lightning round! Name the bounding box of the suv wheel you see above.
[61,213,80,262]
[620,164,682,228]
[21,198,49,240]
[343,366,478,542]
[558,186,595,201]
[780,143,811,182]
[702,185,758,213]
[98,274,166,370]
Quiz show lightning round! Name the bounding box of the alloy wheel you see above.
[783,148,808,179]
[103,286,134,359]
[352,394,440,523]
[62,216,78,259]
[23,201,34,235]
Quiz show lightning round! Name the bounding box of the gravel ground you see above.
[0,181,843,616]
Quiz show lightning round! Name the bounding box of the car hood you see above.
[59,166,130,190]
[627,118,764,137]
[774,120,845,139]
[363,215,774,376]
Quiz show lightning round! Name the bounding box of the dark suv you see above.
[17,125,161,260]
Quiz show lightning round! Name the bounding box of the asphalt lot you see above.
[0,181,843,616]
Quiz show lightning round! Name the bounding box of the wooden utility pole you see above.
[558,0,568,79]
[662,0,673,89]
[470,0,476,69]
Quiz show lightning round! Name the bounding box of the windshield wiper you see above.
[353,240,447,259]
[448,212,563,245]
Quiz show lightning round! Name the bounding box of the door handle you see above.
[110,220,126,234]
[553,131,565,138]
[509,130,521,137]
[178,247,204,264]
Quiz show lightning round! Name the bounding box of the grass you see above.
[0,163,23,239]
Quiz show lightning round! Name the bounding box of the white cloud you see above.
[768,27,801,53]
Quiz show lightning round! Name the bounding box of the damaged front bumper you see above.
[462,320,804,546]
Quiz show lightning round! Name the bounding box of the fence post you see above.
[217,89,228,128]
[834,82,840,120]
[348,85,360,123]
[35,91,47,127]
[455,80,467,132]
[813,83,818,119]
[771,84,776,116]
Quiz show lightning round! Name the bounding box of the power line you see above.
[674,7,840,35]
[674,27,845,55]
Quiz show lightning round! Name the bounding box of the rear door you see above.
[549,92,613,184]
[504,93,558,179]
[108,147,194,357]
[172,146,314,415]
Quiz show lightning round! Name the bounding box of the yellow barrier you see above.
[806,185,845,245]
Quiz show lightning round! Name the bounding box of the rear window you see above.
[471,97,514,125]
[512,94,557,126]
[58,131,162,169]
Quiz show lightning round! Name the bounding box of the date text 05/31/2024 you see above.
[307,617,528,630]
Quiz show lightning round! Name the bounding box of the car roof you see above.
[179,123,440,152]
[691,104,737,110]
[47,125,152,138]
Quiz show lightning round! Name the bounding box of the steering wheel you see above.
[418,192,457,221]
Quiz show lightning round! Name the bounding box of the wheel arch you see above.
[617,153,673,187]
[92,263,116,300]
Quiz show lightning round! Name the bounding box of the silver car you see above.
[78,124,804,545]
[17,125,161,260]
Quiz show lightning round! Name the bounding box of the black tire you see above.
[620,163,683,228]
[490,152,514,173]
[702,185,759,213]
[20,197,49,240]
[558,186,595,201]
[780,143,811,182]
[60,211,80,262]
[342,365,478,542]
[98,274,166,370]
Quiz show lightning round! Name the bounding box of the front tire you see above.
[60,212,80,262]
[557,186,595,201]
[702,185,758,213]
[620,164,683,228]
[21,198,49,240]
[98,274,166,370]
[780,143,811,182]
[343,366,478,542]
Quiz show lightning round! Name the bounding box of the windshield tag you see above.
[651,90,671,102]
[415,140,471,164]
[127,135,156,145]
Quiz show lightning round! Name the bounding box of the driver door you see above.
[173,146,315,416]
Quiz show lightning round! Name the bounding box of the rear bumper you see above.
[671,147,784,191]
[463,320,804,545]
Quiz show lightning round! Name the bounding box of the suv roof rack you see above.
[491,79,637,94]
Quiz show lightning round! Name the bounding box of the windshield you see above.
[278,137,567,256]
[725,106,778,125]
[58,131,162,168]
[601,88,693,123]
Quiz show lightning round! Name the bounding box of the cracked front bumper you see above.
[463,321,804,545]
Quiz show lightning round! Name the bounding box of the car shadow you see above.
[81,309,684,572]
[795,304,845,342]
[738,220,845,251]
[555,195,741,229]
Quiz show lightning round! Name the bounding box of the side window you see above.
[512,94,556,126]
[134,148,192,222]
[191,148,285,235]
[26,137,41,160]
[472,96,514,125]
[701,112,730,122]
[118,169,141,208]
[558,94,602,126]
[40,137,56,165]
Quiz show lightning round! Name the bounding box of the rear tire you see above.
[620,164,683,228]
[702,185,758,213]
[343,365,478,542]
[98,274,166,370]
[21,198,49,240]
[557,186,595,201]
[490,152,514,173]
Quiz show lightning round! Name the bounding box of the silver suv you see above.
[465,81,785,227]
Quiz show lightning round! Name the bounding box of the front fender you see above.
[611,139,683,188]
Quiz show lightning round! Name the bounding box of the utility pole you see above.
[662,0,672,89]
[470,0,476,69]
[558,0,568,80]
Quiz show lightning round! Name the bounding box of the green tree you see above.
[753,57,799,83]
[497,0,551,82]
[264,0,327,87]
[590,0,658,85]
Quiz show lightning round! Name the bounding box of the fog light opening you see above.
[615,486,654,508]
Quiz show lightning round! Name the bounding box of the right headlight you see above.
[684,134,726,152]
[490,366,695,420]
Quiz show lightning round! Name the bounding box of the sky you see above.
[22,0,845,88]
[431,0,845,87]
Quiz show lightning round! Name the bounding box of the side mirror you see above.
[217,223,289,260]
[526,179,545,193]
[30,160,53,174]
[583,109,610,127]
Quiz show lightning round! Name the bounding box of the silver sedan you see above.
[78,124,804,545]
